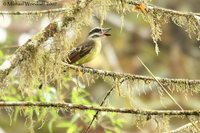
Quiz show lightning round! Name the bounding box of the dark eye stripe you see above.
[88,28,101,36]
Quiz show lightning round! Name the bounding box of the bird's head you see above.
[88,27,111,39]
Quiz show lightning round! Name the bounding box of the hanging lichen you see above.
[145,12,163,55]
[92,0,112,26]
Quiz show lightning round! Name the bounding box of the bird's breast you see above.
[87,40,102,60]
[75,40,102,64]
[92,40,102,55]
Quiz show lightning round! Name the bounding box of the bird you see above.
[64,27,111,65]
[39,27,111,89]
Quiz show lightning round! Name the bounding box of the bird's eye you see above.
[93,28,101,33]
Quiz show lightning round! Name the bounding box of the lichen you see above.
[145,13,162,55]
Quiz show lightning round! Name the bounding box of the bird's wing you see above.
[67,39,95,64]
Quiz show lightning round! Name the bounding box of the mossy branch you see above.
[63,63,200,90]
[147,3,200,17]
[0,0,93,81]
[0,101,200,116]
[129,1,200,19]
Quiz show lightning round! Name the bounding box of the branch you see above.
[63,63,200,90]
[129,1,200,18]
[0,0,93,81]
[0,101,200,116]
[147,4,200,17]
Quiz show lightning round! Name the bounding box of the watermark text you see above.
[3,1,57,6]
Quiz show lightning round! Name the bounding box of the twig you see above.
[84,85,115,133]
[84,78,126,133]
[0,101,200,116]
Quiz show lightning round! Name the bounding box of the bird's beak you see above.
[102,28,111,36]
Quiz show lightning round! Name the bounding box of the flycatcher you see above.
[39,28,111,89]
[64,27,111,64]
